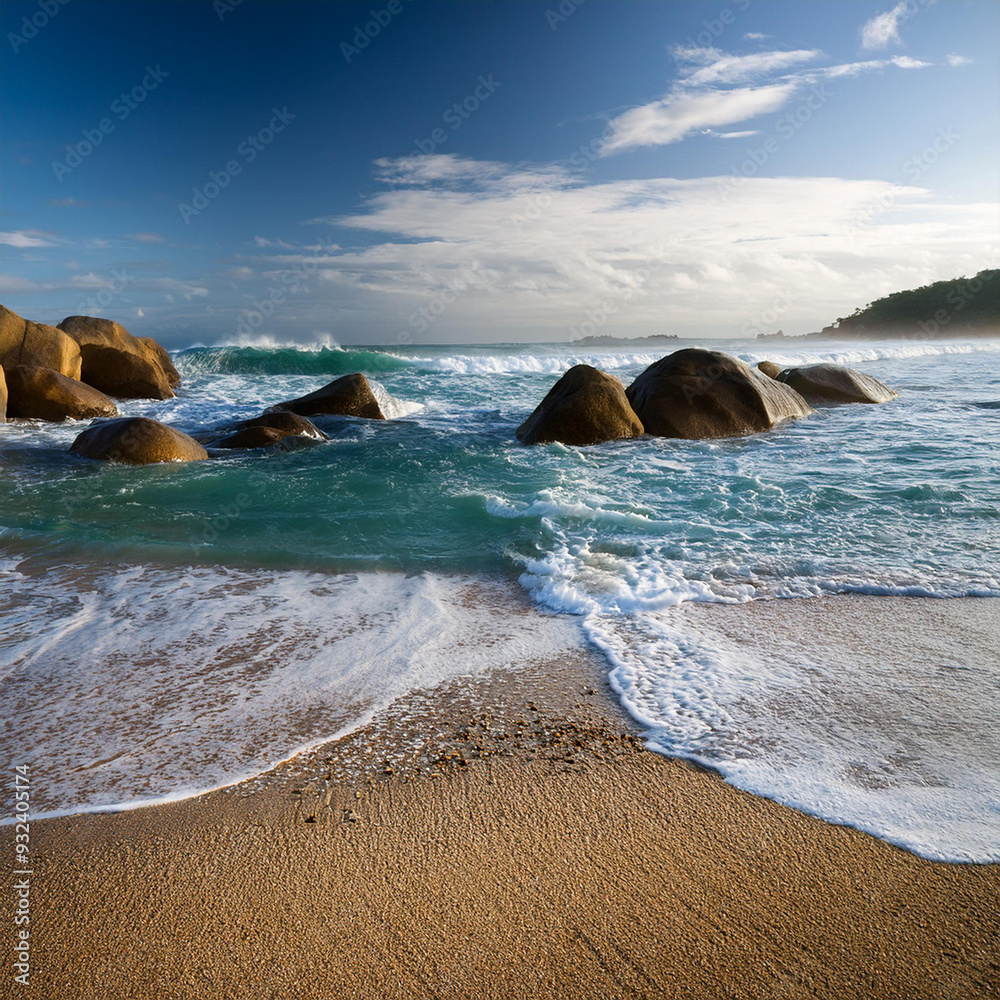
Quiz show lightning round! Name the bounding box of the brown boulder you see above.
[626,348,812,439]
[139,337,181,387]
[217,426,294,449]
[776,363,898,404]
[274,372,385,419]
[57,316,174,399]
[70,417,208,464]
[0,305,82,379]
[517,365,644,446]
[756,361,783,379]
[4,365,117,422]
[206,411,327,449]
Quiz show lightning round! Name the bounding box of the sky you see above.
[1,0,998,348]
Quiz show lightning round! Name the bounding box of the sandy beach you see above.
[14,597,1000,1000]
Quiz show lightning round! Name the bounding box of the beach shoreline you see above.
[13,597,1000,1000]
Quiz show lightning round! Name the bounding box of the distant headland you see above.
[572,334,680,347]
[758,270,999,341]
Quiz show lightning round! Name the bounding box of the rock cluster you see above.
[0,307,901,464]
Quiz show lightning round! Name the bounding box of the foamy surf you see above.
[0,557,584,821]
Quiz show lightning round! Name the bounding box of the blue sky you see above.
[1,0,998,347]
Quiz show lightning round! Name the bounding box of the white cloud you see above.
[0,275,43,293]
[744,32,771,40]
[703,129,760,139]
[601,83,796,154]
[290,153,997,339]
[673,46,822,86]
[861,1,911,49]
[946,54,972,67]
[598,42,930,157]
[819,56,931,78]
[0,229,53,248]
[129,232,165,244]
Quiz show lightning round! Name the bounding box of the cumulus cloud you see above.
[946,54,972,67]
[861,1,912,49]
[286,153,998,338]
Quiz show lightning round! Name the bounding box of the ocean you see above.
[2,337,998,861]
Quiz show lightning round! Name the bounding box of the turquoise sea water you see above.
[2,337,998,859]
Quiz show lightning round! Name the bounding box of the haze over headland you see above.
[1,0,998,348]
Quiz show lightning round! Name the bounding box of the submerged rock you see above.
[71,417,208,464]
[4,365,118,422]
[0,305,82,379]
[517,365,644,446]
[209,410,327,449]
[626,348,812,439]
[756,361,783,379]
[274,372,385,419]
[776,363,899,404]
[57,316,175,399]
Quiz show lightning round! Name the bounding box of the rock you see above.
[0,305,82,379]
[776,363,899,404]
[274,372,385,419]
[208,411,327,449]
[756,361,783,379]
[216,425,291,449]
[138,337,181,387]
[625,348,812,439]
[57,316,175,399]
[0,365,6,422]
[242,410,326,439]
[4,366,118,422]
[516,365,644,446]
[70,417,208,464]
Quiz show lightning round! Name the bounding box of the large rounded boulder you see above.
[57,316,175,399]
[0,305,82,379]
[756,360,783,379]
[776,363,898,404]
[274,372,385,419]
[4,366,117,422]
[517,365,644,446]
[70,417,208,464]
[625,348,812,439]
[139,337,181,388]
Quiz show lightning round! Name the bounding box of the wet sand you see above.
[14,601,1000,1000]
